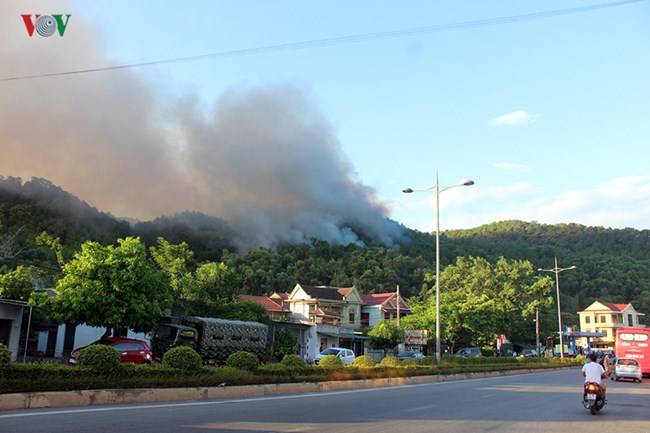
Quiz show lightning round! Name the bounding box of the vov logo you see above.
[21,14,72,37]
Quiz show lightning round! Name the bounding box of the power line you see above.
[1,0,643,82]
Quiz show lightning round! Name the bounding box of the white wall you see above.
[0,302,25,362]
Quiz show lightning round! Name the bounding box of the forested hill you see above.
[445,220,650,261]
[1,176,649,319]
[441,221,650,319]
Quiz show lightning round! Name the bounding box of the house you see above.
[0,299,29,362]
[577,301,646,350]
[242,285,414,360]
[360,292,411,328]
[239,294,289,321]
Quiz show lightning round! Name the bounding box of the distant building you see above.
[360,292,411,328]
[241,285,412,360]
[578,301,646,350]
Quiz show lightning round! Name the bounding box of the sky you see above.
[1,0,649,248]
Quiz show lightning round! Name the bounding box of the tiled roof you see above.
[599,302,630,312]
[361,293,395,306]
[299,285,346,301]
[309,308,342,318]
[238,295,286,312]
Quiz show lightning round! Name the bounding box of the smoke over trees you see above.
[1,1,403,252]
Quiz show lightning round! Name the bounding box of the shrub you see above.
[353,355,376,368]
[76,344,121,374]
[379,356,400,367]
[0,343,11,370]
[227,351,260,371]
[281,354,306,368]
[162,346,202,371]
[418,356,437,366]
[318,354,343,369]
[401,358,418,367]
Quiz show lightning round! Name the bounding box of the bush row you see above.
[0,343,580,395]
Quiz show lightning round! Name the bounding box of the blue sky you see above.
[2,0,649,241]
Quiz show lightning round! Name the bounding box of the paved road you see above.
[1,369,648,433]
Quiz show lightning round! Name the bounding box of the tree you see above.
[150,237,197,314]
[437,256,553,349]
[368,320,404,353]
[41,237,171,336]
[0,265,51,301]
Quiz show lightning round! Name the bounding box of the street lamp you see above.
[538,257,576,359]
[403,171,474,362]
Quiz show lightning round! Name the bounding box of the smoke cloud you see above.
[0,1,403,251]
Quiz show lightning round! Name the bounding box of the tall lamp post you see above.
[403,171,474,362]
[538,257,576,359]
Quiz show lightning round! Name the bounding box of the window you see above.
[130,342,145,351]
[600,315,607,323]
[349,311,355,324]
[585,316,591,324]
[628,314,634,325]
[594,316,598,323]
[612,315,618,323]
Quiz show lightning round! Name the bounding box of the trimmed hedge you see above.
[76,344,121,374]
[318,354,343,369]
[379,356,400,367]
[0,354,581,394]
[227,351,260,371]
[281,354,306,368]
[0,343,10,370]
[162,346,202,371]
[352,355,376,368]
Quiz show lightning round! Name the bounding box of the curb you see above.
[0,368,565,411]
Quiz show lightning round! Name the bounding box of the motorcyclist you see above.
[582,352,606,399]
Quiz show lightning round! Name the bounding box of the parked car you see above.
[314,347,356,365]
[454,347,482,357]
[611,358,642,383]
[520,348,539,357]
[396,350,425,360]
[69,337,153,365]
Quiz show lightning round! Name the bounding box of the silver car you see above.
[612,358,642,383]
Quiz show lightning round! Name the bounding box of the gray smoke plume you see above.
[0,0,403,251]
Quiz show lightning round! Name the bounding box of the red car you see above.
[69,337,153,365]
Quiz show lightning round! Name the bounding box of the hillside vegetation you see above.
[1,176,648,335]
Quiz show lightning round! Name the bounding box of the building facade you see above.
[578,301,646,350]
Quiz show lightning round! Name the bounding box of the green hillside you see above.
[1,176,648,327]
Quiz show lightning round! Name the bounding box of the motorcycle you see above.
[582,381,606,415]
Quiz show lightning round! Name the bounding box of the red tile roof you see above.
[361,293,396,306]
[599,302,630,312]
[238,295,286,312]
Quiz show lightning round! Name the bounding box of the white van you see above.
[314,347,356,365]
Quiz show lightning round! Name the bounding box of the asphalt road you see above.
[1,369,648,433]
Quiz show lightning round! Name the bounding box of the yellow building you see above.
[578,301,646,350]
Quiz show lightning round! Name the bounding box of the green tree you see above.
[0,265,50,301]
[150,237,196,314]
[368,320,403,353]
[41,237,171,336]
[437,256,553,350]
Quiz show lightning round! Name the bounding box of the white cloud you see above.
[489,110,540,126]
[394,175,650,232]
